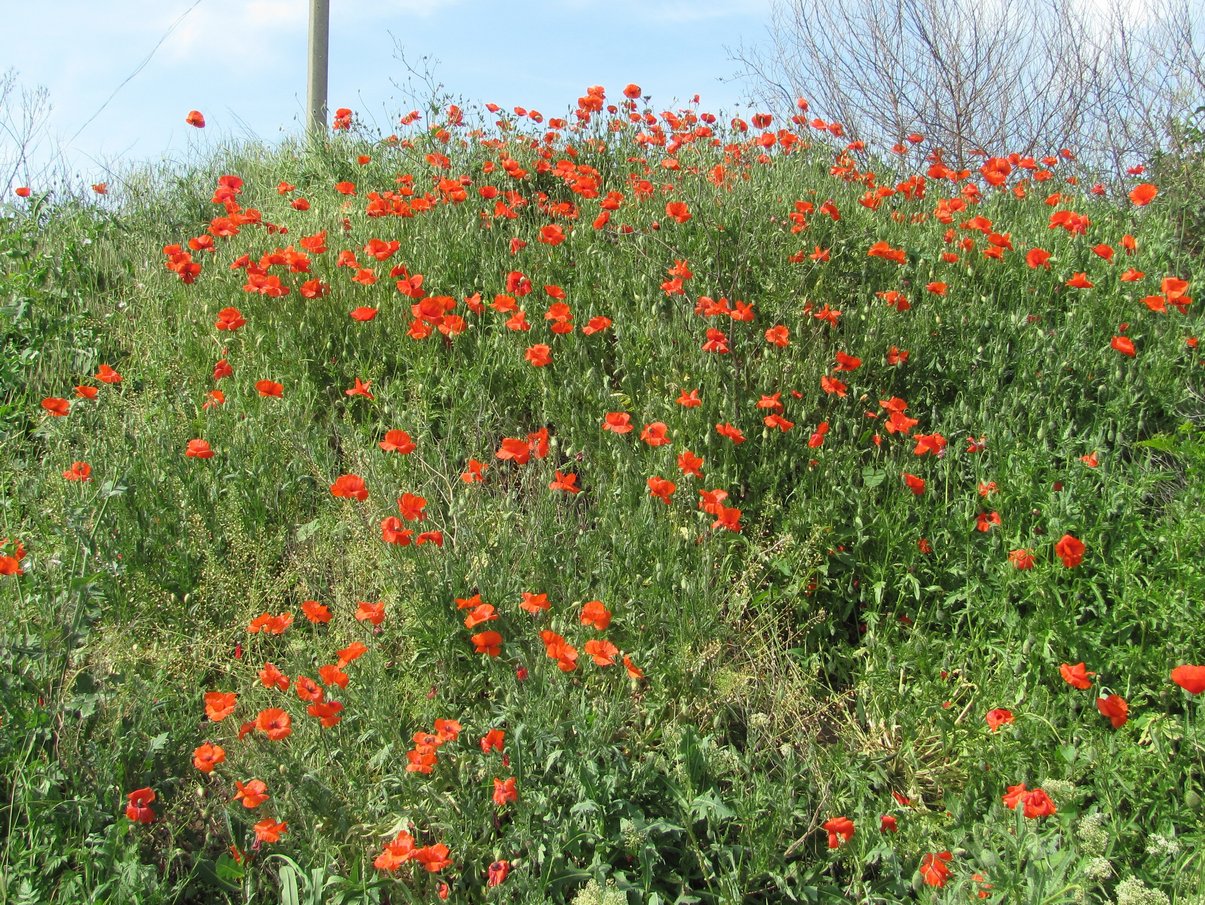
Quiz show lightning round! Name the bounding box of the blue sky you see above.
[4,0,775,190]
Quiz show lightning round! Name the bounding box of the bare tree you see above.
[0,69,53,192]
[736,0,1204,177]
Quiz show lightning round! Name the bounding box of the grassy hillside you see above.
[1,93,1203,904]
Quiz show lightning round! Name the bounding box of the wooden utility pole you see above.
[307,0,329,135]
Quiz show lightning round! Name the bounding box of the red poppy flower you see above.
[301,600,332,624]
[330,474,368,501]
[640,422,671,447]
[1096,694,1128,728]
[1016,788,1057,819]
[1128,183,1157,206]
[584,638,619,666]
[985,708,1014,731]
[204,691,237,721]
[1055,534,1085,568]
[492,777,518,807]
[234,779,270,809]
[677,388,701,408]
[380,429,415,454]
[256,708,292,741]
[308,700,344,727]
[125,787,156,823]
[397,493,427,521]
[461,459,487,483]
[252,819,288,843]
[192,742,226,773]
[1171,665,1205,694]
[185,439,214,459]
[355,601,386,626]
[525,343,552,367]
[258,662,290,691]
[715,423,746,444]
[880,815,898,833]
[549,471,580,494]
[42,397,70,417]
[1060,662,1095,689]
[902,473,926,496]
[823,816,855,848]
[215,307,246,331]
[580,599,612,630]
[1008,549,1035,570]
[255,380,284,398]
[602,412,634,434]
[496,437,531,464]
[487,860,510,888]
[350,306,378,322]
[480,729,506,753]
[919,852,952,887]
[63,461,92,482]
[185,110,206,128]
[472,630,504,656]
[14,186,31,198]
[1111,336,1136,357]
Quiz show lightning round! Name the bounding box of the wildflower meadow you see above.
[1,86,1203,903]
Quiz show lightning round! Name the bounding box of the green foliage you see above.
[1,98,1202,904]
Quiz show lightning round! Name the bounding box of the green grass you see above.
[1,99,1203,904]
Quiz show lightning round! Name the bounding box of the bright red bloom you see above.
[919,851,952,887]
[985,708,1014,731]
[234,779,270,809]
[192,742,226,773]
[640,422,671,447]
[602,412,634,434]
[584,638,619,666]
[42,397,70,416]
[256,707,292,741]
[397,493,427,522]
[330,474,368,501]
[215,307,246,331]
[380,429,415,454]
[125,787,156,824]
[1111,336,1136,357]
[1009,548,1034,570]
[204,691,237,721]
[480,729,506,753]
[496,436,531,464]
[715,422,746,444]
[253,819,288,843]
[301,600,332,624]
[1129,183,1157,206]
[525,343,552,367]
[1060,662,1095,689]
[677,388,702,408]
[487,860,510,888]
[580,599,612,630]
[823,816,855,848]
[1096,694,1129,729]
[493,777,518,807]
[255,379,284,398]
[1171,665,1205,694]
[1054,534,1085,568]
[355,601,386,626]
[63,461,92,482]
[472,630,504,657]
[902,473,926,496]
[185,439,214,459]
[647,476,676,504]
[185,110,206,128]
[549,470,581,494]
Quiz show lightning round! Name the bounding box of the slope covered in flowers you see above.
[1,86,1203,903]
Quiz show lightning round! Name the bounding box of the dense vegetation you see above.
[1,89,1203,904]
